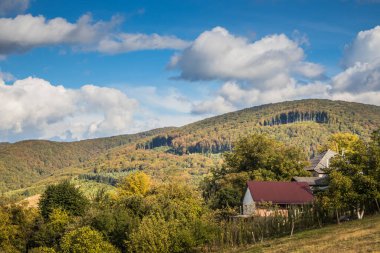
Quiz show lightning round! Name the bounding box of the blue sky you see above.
[0,0,380,142]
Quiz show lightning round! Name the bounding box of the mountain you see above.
[1,99,380,194]
[0,127,175,192]
[137,99,380,155]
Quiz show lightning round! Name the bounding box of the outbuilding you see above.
[242,181,314,216]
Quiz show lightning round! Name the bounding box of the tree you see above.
[117,172,151,197]
[0,204,37,253]
[90,206,140,252]
[60,226,120,253]
[318,170,354,224]
[128,214,170,253]
[31,208,71,248]
[127,182,216,253]
[0,207,21,253]
[324,132,362,155]
[320,131,380,220]
[39,181,89,219]
[368,129,380,211]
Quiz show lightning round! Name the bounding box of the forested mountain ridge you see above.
[136,99,380,155]
[0,127,175,192]
[1,99,380,193]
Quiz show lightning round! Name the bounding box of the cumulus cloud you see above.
[343,26,380,67]
[191,81,331,115]
[167,27,326,114]
[332,61,380,92]
[331,25,380,93]
[169,26,324,89]
[186,26,380,115]
[0,14,119,55]
[0,14,189,56]
[0,0,29,16]
[0,76,138,141]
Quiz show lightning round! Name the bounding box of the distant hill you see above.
[1,99,380,193]
[0,127,175,192]
[137,99,380,155]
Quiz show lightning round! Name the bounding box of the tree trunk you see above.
[356,204,365,220]
[290,218,295,237]
[335,209,340,225]
[375,198,380,213]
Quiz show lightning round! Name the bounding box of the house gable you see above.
[305,149,338,176]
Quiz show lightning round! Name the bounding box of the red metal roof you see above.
[247,181,314,204]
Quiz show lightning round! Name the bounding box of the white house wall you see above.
[242,188,255,215]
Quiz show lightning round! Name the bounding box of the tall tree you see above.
[320,131,380,220]
[39,181,88,219]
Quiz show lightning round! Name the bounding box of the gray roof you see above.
[292,176,328,186]
[305,149,338,174]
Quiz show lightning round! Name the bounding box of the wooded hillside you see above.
[1,99,380,193]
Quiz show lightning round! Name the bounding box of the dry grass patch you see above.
[233,214,380,253]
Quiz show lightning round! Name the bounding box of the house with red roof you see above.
[242,181,314,216]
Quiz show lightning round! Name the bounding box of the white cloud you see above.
[96,33,190,54]
[191,80,331,115]
[332,61,380,92]
[192,96,236,115]
[0,0,29,16]
[343,25,380,67]
[169,26,324,89]
[331,26,380,93]
[0,14,189,56]
[130,86,192,113]
[331,90,380,106]
[0,76,138,141]
[0,14,118,55]
[189,26,380,115]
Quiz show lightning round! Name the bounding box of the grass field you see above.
[232,214,380,253]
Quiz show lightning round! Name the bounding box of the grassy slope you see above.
[233,215,380,253]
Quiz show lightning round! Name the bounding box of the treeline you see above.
[260,110,329,126]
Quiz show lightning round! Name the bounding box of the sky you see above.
[0,0,380,142]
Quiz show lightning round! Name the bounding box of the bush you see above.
[39,181,89,219]
[60,226,120,253]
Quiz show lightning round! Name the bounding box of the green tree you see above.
[128,214,170,253]
[0,204,37,253]
[60,226,120,253]
[0,207,21,253]
[31,208,71,248]
[318,170,354,224]
[90,206,140,252]
[368,129,380,211]
[320,131,379,220]
[39,181,89,219]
